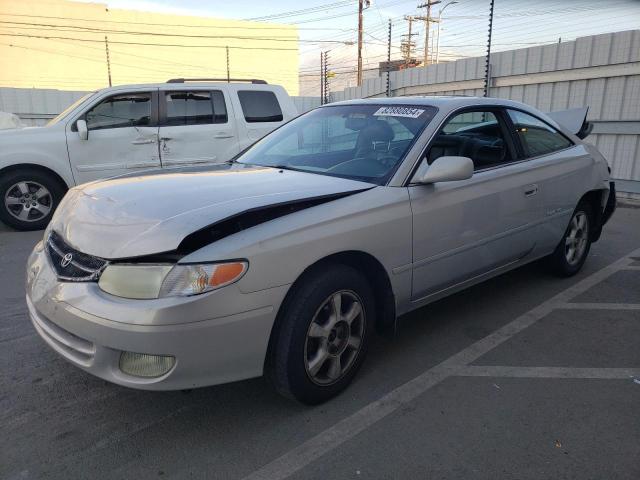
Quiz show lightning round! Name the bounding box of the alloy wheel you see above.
[4,181,52,223]
[304,290,366,386]
[565,211,589,266]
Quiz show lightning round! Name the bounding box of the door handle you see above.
[524,184,539,197]
[213,133,234,139]
[131,138,156,145]
[160,137,173,142]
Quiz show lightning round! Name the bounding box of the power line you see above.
[0,21,356,44]
[0,32,299,50]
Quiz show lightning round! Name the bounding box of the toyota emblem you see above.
[60,253,73,268]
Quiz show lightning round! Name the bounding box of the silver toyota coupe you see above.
[26,97,616,404]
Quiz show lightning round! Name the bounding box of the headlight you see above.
[98,261,248,299]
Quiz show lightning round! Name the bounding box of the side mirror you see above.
[417,156,473,184]
[76,119,88,140]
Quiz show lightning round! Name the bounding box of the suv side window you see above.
[85,93,151,130]
[507,109,573,157]
[238,90,283,123]
[427,110,514,170]
[164,90,227,125]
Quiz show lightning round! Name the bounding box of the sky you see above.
[74,0,640,95]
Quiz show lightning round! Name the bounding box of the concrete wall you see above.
[0,0,300,95]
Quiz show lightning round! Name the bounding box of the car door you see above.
[409,108,541,301]
[66,91,160,184]
[505,109,588,253]
[157,89,239,167]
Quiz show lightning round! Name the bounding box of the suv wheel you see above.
[548,201,593,277]
[268,264,375,404]
[0,169,65,231]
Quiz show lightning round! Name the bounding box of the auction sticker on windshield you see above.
[373,106,425,118]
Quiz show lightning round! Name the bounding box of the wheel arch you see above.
[0,163,71,192]
[578,188,607,242]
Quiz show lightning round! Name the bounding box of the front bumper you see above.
[26,242,289,390]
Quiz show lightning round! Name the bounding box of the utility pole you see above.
[226,46,230,82]
[483,0,495,97]
[417,1,441,66]
[401,16,418,65]
[104,35,112,87]
[386,19,392,97]
[357,0,370,86]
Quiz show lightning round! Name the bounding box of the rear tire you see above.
[268,264,375,405]
[548,201,593,277]
[0,169,65,231]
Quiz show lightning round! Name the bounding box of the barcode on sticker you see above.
[373,106,425,118]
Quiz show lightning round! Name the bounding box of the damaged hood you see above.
[50,163,372,259]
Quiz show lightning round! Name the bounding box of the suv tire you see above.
[0,169,65,231]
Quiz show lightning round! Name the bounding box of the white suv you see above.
[0,79,297,230]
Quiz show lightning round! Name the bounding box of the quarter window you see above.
[238,90,283,123]
[427,110,513,170]
[85,93,151,130]
[507,109,572,157]
[164,90,227,125]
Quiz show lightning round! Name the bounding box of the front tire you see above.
[548,201,593,277]
[268,264,375,405]
[0,169,65,231]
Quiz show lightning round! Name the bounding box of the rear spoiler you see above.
[546,107,593,139]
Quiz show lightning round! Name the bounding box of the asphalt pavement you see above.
[1,205,639,480]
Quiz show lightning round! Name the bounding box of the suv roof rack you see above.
[166,78,267,84]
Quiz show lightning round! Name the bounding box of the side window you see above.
[85,93,151,130]
[164,90,227,126]
[427,110,513,170]
[507,109,572,157]
[238,90,283,123]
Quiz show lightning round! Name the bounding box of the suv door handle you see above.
[131,138,156,145]
[213,133,234,139]
[524,184,538,197]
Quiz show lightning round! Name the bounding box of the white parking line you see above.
[454,365,639,379]
[558,303,640,310]
[242,247,640,480]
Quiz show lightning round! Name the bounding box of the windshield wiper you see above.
[270,164,303,172]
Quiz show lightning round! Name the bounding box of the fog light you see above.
[119,351,175,378]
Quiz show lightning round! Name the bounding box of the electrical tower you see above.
[401,16,419,65]
[417,0,441,66]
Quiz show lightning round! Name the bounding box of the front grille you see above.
[46,231,107,281]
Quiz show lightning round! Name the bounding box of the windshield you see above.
[236,104,438,184]
[46,92,96,126]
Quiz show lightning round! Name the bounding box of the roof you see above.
[328,95,531,110]
[94,82,279,92]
